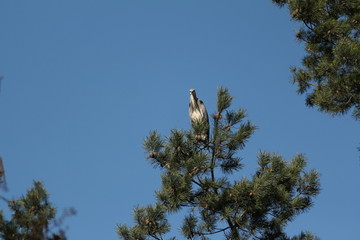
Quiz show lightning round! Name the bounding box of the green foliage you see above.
[118,88,320,240]
[272,0,360,119]
[291,231,321,240]
[0,181,75,240]
[217,87,233,113]
[117,204,170,240]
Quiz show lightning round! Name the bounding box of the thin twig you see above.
[194,226,231,236]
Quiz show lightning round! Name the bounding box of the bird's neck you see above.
[190,95,197,107]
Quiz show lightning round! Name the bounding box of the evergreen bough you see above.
[118,88,320,240]
[272,0,360,119]
[0,181,75,240]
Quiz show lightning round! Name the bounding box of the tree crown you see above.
[118,87,320,240]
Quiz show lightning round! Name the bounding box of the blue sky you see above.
[0,1,359,239]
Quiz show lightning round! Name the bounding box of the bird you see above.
[189,89,209,142]
[0,157,8,191]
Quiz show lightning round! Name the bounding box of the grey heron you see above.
[189,89,209,142]
[0,157,7,191]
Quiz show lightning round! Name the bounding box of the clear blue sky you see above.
[0,1,359,239]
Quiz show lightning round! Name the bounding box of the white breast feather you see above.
[191,109,203,121]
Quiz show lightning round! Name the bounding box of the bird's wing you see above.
[0,157,7,191]
[198,99,209,123]
[189,103,192,118]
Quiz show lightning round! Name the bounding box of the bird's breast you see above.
[190,109,203,121]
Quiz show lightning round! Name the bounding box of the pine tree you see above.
[272,0,360,119]
[0,181,75,240]
[117,88,320,240]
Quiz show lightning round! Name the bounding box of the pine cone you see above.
[195,135,202,141]
[213,113,222,119]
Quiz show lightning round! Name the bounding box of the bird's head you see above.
[189,89,196,97]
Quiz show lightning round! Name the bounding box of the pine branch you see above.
[194,226,231,236]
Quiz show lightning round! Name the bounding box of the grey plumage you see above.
[0,157,8,191]
[189,89,209,142]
